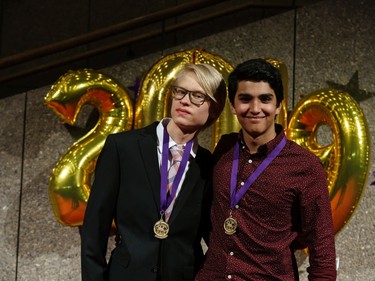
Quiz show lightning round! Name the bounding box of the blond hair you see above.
[173,63,227,129]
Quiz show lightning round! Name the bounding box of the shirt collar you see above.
[239,124,285,156]
[156,118,198,158]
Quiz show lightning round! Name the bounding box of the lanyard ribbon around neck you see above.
[160,127,193,213]
[230,136,287,209]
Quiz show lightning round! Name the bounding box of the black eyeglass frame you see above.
[170,85,210,106]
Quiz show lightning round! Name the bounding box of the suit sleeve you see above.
[81,135,120,281]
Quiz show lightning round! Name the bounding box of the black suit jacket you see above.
[81,122,213,281]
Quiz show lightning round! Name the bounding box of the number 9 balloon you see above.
[45,50,370,235]
[287,89,370,234]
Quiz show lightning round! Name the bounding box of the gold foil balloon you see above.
[45,69,133,226]
[135,49,234,149]
[45,51,371,237]
[287,89,370,234]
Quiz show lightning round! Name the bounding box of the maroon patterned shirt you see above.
[196,125,336,281]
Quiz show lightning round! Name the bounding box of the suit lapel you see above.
[137,124,207,226]
[138,123,161,213]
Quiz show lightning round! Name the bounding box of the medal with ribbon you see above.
[154,126,193,239]
[225,136,287,235]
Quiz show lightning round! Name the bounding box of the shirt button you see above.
[228,275,232,279]
[235,204,239,209]
[229,251,234,256]
[240,182,245,186]
[248,159,252,163]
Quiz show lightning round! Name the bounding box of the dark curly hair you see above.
[228,58,284,107]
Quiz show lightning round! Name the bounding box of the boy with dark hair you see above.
[196,59,336,281]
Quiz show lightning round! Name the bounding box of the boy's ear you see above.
[275,102,282,115]
[230,104,236,115]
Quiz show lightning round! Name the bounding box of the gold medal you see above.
[154,217,169,239]
[224,215,237,235]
